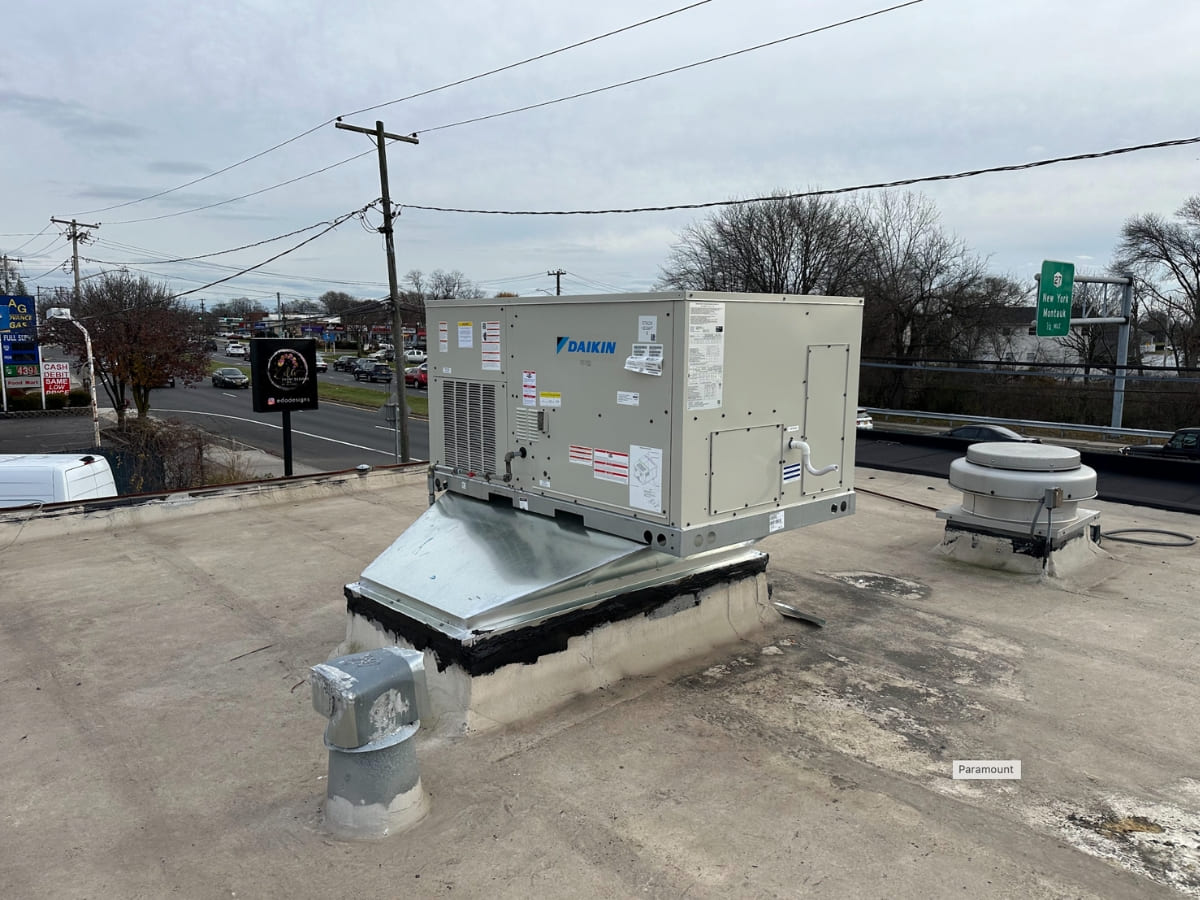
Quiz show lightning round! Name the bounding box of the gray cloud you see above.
[0,89,141,141]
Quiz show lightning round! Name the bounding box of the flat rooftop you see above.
[2,466,1198,898]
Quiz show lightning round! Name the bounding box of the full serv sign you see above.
[249,338,319,413]
[1,296,39,387]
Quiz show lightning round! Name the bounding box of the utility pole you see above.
[548,269,565,296]
[50,218,100,304]
[2,255,20,294]
[50,218,101,446]
[335,118,419,463]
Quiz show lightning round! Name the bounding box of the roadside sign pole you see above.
[1111,279,1133,428]
[282,409,294,477]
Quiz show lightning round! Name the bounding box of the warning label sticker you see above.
[569,445,594,466]
[593,448,629,484]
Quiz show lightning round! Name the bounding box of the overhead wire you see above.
[104,151,379,225]
[80,1,921,226]
[341,0,717,119]
[89,238,390,290]
[70,1,718,219]
[402,135,1200,216]
[5,223,53,254]
[414,0,926,135]
[89,217,356,265]
[171,201,379,299]
[28,260,70,282]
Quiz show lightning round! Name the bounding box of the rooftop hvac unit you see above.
[425,291,864,556]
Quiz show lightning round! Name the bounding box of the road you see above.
[854,429,1200,514]
[152,374,430,471]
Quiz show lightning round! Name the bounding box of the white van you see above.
[0,454,118,509]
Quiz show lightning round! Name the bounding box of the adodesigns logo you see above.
[556,337,617,354]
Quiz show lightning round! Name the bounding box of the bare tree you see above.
[1052,281,1123,379]
[216,297,266,318]
[1114,196,1200,368]
[318,290,360,317]
[657,193,868,295]
[858,192,1001,360]
[42,273,209,425]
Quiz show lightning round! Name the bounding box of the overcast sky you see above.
[3,0,1197,310]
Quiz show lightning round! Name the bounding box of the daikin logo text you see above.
[556,337,617,354]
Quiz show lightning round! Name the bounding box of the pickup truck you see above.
[1120,427,1200,460]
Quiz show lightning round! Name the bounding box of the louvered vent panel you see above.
[442,380,497,474]
[513,407,540,442]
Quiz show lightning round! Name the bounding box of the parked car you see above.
[225,342,247,357]
[404,362,428,389]
[1120,427,1200,460]
[940,424,1038,443]
[211,367,250,389]
[314,355,328,374]
[403,348,427,365]
[354,362,394,383]
[856,408,873,430]
[333,355,360,372]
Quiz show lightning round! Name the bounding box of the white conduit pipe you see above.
[787,438,839,476]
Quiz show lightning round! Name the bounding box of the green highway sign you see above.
[1037,260,1074,337]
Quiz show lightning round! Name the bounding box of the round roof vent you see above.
[964,442,1080,471]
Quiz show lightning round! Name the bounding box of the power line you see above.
[402,135,1200,216]
[5,223,53,255]
[69,2,716,219]
[71,2,918,227]
[28,260,70,282]
[104,151,379,225]
[340,0,717,119]
[71,122,336,217]
[91,238,392,290]
[414,0,926,135]
[89,217,350,265]
[171,202,378,299]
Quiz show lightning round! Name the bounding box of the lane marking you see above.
[155,409,398,455]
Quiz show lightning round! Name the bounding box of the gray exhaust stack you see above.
[310,647,430,839]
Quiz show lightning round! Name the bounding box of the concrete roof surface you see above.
[2,466,1198,899]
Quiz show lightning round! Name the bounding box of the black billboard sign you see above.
[249,338,319,413]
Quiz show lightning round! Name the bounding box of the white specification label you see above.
[768,510,785,533]
[629,445,662,512]
[617,391,640,406]
[686,301,725,410]
[457,321,473,349]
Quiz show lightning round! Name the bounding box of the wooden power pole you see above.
[335,119,418,464]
